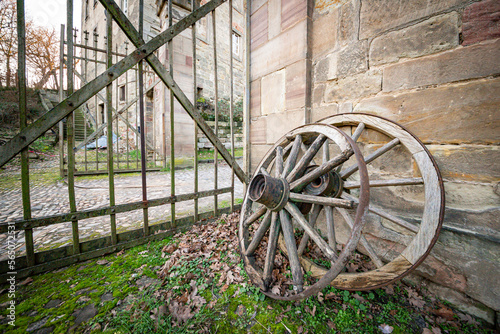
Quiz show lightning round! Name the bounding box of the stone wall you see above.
[249,0,500,325]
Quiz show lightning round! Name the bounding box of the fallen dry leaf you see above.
[434,307,455,321]
[19,277,33,286]
[96,259,109,265]
[378,324,393,333]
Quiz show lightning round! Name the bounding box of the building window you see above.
[232,32,241,58]
[119,85,126,102]
[121,0,128,15]
[85,0,89,20]
[94,0,98,8]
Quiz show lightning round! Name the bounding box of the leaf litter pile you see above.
[147,212,493,333]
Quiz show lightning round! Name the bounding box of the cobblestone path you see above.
[0,161,244,260]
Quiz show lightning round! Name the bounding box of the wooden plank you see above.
[341,138,400,179]
[337,208,384,268]
[342,193,419,233]
[279,208,304,292]
[287,134,326,182]
[343,177,424,189]
[401,151,443,264]
[285,203,337,260]
[289,193,354,209]
[245,210,272,256]
[297,204,322,256]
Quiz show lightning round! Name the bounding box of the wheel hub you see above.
[303,166,343,198]
[248,174,290,212]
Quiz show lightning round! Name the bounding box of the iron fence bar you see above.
[0,0,226,168]
[94,31,100,171]
[66,0,80,255]
[84,31,89,171]
[168,0,175,226]
[59,25,66,178]
[106,10,118,245]
[192,0,199,222]
[229,0,235,212]
[1,187,234,233]
[135,65,139,169]
[213,8,219,217]
[125,42,130,169]
[17,0,35,267]
[98,0,248,184]
[243,0,250,184]
[138,0,149,236]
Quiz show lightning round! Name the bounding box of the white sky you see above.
[25,0,82,37]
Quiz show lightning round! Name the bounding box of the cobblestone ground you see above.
[0,160,244,260]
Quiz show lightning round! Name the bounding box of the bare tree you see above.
[0,0,17,87]
[26,25,60,90]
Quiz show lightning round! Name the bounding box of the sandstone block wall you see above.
[249,0,500,324]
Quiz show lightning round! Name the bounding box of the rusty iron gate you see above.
[0,0,249,283]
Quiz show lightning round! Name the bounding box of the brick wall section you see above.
[462,0,500,46]
[250,0,500,324]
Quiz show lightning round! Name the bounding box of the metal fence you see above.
[0,0,248,283]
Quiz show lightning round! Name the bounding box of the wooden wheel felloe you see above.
[299,113,444,291]
[238,124,370,300]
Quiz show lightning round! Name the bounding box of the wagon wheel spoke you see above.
[335,122,365,173]
[325,205,337,250]
[297,204,322,256]
[287,135,327,182]
[343,177,424,189]
[279,208,304,292]
[245,210,272,256]
[243,205,267,228]
[289,193,354,209]
[342,193,419,233]
[336,208,384,268]
[282,135,302,178]
[340,138,400,179]
[289,151,353,192]
[263,211,280,289]
[285,203,338,261]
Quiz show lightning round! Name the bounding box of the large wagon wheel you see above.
[239,124,370,300]
[289,113,445,291]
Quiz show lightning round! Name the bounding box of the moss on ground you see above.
[0,234,495,333]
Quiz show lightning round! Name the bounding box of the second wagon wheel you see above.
[239,124,370,301]
[289,113,445,291]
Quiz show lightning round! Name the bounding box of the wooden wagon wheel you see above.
[238,124,370,300]
[288,113,445,291]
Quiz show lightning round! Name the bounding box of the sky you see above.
[25,0,82,38]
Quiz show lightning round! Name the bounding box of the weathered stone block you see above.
[312,8,339,59]
[251,19,307,80]
[250,144,273,173]
[337,40,368,78]
[425,281,496,324]
[250,79,261,118]
[311,104,339,122]
[261,69,286,115]
[314,57,329,82]
[268,0,281,39]
[312,83,325,106]
[462,0,500,46]
[286,60,307,110]
[281,0,307,31]
[250,116,267,144]
[443,181,500,211]
[324,69,381,103]
[370,12,459,66]
[355,77,500,144]
[266,109,305,143]
[383,39,500,92]
[427,144,500,182]
[251,4,268,51]
[359,0,468,39]
[338,0,360,47]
